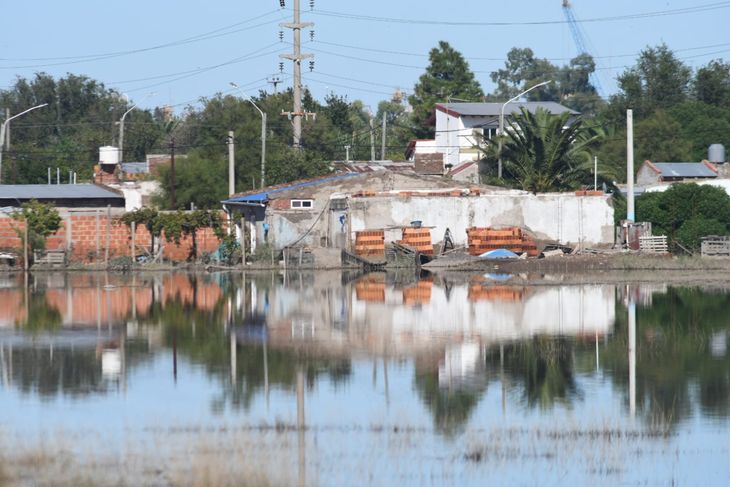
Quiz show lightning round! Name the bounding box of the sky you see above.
[1,0,729,113]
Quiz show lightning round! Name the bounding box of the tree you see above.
[489,107,603,193]
[409,41,484,138]
[0,73,161,183]
[610,44,692,119]
[12,200,62,257]
[694,60,730,108]
[489,48,602,114]
[636,183,730,251]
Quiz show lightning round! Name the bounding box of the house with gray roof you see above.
[636,160,718,185]
[419,101,579,174]
[0,184,125,210]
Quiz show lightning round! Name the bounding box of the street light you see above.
[118,92,154,163]
[0,103,48,184]
[497,80,552,179]
[230,82,267,188]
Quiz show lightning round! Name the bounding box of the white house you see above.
[429,101,579,172]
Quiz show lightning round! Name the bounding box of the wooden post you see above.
[131,221,136,265]
[104,204,110,266]
[95,209,100,263]
[240,216,246,265]
[23,223,28,271]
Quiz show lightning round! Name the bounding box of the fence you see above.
[638,235,669,254]
[701,236,730,257]
[0,212,223,264]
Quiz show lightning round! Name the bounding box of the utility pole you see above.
[267,75,282,94]
[345,145,350,162]
[381,112,387,160]
[280,0,314,148]
[170,138,177,209]
[228,131,235,196]
[369,115,375,162]
[626,109,635,222]
[4,109,9,150]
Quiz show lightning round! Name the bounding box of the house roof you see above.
[334,161,415,173]
[223,173,360,204]
[0,184,124,201]
[447,161,477,176]
[435,101,579,118]
[649,161,717,178]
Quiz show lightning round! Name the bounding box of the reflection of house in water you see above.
[438,342,485,389]
[256,273,616,356]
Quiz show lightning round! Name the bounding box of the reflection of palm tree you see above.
[496,338,579,409]
[413,367,486,436]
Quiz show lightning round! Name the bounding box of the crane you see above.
[562,0,605,98]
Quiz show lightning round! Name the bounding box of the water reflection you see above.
[0,271,729,435]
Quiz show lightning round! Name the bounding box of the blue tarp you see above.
[223,173,360,204]
[478,249,519,259]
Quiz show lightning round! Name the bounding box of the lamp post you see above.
[118,92,154,163]
[497,80,552,179]
[230,82,267,188]
[0,103,48,184]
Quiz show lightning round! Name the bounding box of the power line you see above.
[309,2,730,27]
[0,11,282,69]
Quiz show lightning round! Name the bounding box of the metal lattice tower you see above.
[562,0,605,98]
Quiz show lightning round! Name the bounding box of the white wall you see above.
[108,181,161,211]
[349,192,615,246]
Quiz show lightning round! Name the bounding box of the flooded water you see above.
[1,271,729,485]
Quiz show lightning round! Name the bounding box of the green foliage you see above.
[12,200,62,253]
[489,48,603,114]
[409,41,484,138]
[694,60,730,107]
[608,44,692,120]
[636,183,730,251]
[119,208,225,261]
[0,73,162,183]
[487,108,604,193]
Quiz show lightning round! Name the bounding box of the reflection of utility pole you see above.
[263,340,269,408]
[628,290,636,418]
[500,344,506,416]
[383,357,390,407]
[296,368,306,487]
[230,333,237,385]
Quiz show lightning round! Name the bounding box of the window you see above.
[290,199,314,209]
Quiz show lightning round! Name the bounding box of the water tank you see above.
[709,144,726,164]
[99,146,120,165]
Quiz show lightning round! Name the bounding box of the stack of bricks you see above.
[402,279,433,305]
[468,284,524,302]
[398,227,433,255]
[354,275,386,302]
[354,230,385,257]
[466,227,539,257]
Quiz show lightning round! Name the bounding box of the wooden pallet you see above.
[701,237,730,257]
[639,236,668,254]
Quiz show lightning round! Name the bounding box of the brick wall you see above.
[0,213,224,263]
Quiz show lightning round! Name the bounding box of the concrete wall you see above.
[349,192,615,247]
[636,164,661,186]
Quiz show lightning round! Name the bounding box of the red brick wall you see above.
[0,214,224,263]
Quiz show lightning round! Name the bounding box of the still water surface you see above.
[0,271,728,485]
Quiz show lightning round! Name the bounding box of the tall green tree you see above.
[609,44,692,119]
[0,73,161,183]
[490,107,603,193]
[409,41,484,138]
[694,60,730,108]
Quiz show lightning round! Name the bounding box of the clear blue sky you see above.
[1,1,728,112]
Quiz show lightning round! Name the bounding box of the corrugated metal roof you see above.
[120,162,149,174]
[654,162,717,178]
[223,173,360,204]
[436,101,579,117]
[0,184,123,200]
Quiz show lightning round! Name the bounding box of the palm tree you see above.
[494,107,603,193]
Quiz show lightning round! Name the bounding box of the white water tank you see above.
[709,144,726,164]
[99,146,120,165]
